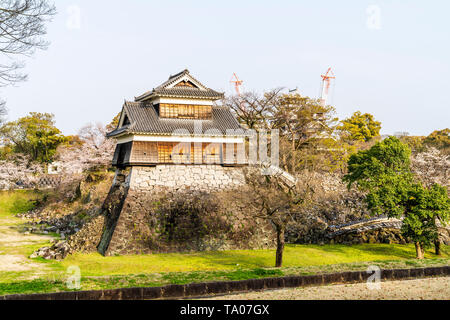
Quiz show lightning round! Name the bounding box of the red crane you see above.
[320,67,335,106]
[230,73,244,96]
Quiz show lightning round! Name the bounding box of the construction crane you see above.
[230,73,244,96]
[320,67,335,106]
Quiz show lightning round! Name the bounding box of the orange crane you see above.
[230,73,244,96]
[320,67,335,106]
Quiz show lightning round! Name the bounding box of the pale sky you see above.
[0,0,449,136]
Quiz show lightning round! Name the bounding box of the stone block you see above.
[101,289,122,300]
[342,271,362,283]
[323,272,343,284]
[392,269,410,279]
[4,293,51,300]
[227,280,248,292]
[121,287,143,300]
[263,277,285,289]
[142,287,162,300]
[77,290,103,300]
[48,291,77,300]
[206,281,228,295]
[409,268,424,278]
[185,283,207,297]
[381,269,394,280]
[161,284,185,298]
[284,276,303,288]
[443,265,450,276]
[247,279,265,291]
[424,267,443,277]
[302,274,323,286]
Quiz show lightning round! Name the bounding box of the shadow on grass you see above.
[158,244,418,270]
[0,190,44,218]
[300,244,415,259]
[189,250,274,269]
[0,278,68,295]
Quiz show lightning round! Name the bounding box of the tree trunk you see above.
[415,242,424,259]
[434,240,441,256]
[275,226,285,268]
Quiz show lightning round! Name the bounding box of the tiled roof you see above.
[107,101,246,138]
[135,69,224,101]
[154,87,223,99]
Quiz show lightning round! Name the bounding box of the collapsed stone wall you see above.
[97,166,275,256]
[285,172,370,244]
[291,216,450,245]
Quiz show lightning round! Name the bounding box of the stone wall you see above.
[97,165,275,256]
[128,165,245,192]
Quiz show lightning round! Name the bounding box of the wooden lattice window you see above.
[223,143,236,164]
[158,142,174,163]
[129,142,244,164]
[160,104,178,118]
[223,143,247,165]
[191,143,203,164]
[131,141,157,163]
[159,104,212,120]
[203,143,221,164]
[171,142,191,164]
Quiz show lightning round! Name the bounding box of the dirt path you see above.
[0,216,53,274]
[207,277,450,300]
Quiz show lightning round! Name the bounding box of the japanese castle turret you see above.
[107,69,248,192]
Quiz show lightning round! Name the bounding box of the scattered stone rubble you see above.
[19,209,83,239]
[30,240,70,260]
[24,172,113,260]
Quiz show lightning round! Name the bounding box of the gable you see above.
[118,108,132,128]
[135,70,224,102]
[175,80,197,88]
[163,72,208,91]
[123,114,131,126]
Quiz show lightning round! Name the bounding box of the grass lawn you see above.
[60,243,449,276]
[0,190,449,295]
[0,190,43,219]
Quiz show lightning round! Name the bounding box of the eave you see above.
[135,92,224,102]
[111,131,248,139]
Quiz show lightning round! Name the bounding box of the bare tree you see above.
[0,0,56,117]
[78,122,108,150]
[223,88,283,130]
[0,99,5,125]
[240,169,315,267]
